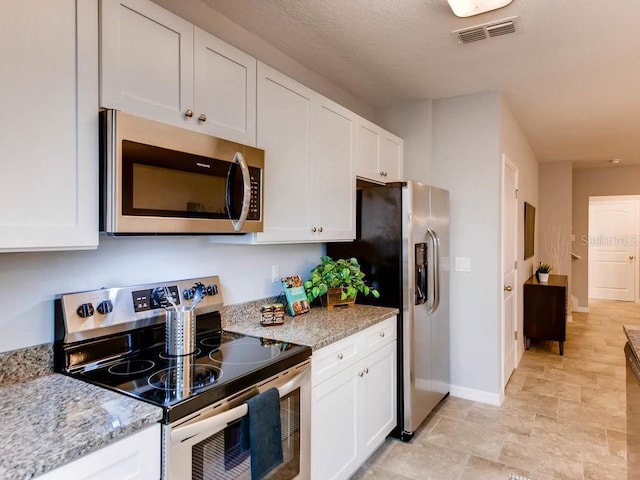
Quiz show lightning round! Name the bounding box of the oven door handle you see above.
[171,368,307,443]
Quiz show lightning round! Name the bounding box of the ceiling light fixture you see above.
[446,0,514,17]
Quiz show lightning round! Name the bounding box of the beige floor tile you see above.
[350,466,414,480]
[543,366,599,388]
[430,395,475,420]
[558,398,626,431]
[520,376,581,401]
[597,374,627,393]
[458,455,532,480]
[579,349,626,366]
[418,416,512,460]
[530,414,609,458]
[607,429,628,460]
[580,385,626,411]
[501,389,560,417]
[464,402,536,435]
[563,357,626,378]
[374,440,469,480]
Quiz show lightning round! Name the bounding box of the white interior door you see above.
[589,198,638,301]
[502,157,518,388]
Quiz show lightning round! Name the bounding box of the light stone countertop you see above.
[624,325,640,361]
[223,302,399,350]
[0,374,163,480]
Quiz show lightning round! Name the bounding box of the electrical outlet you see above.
[271,264,280,283]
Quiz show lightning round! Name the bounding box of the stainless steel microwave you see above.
[100,109,264,235]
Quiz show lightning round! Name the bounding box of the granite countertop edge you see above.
[0,374,162,480]
[624,325,640,361]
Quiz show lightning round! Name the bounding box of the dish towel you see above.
[240,388,284,480]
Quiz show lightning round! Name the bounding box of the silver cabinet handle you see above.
[185,109,193,118]
[630,256,635,260]
[311,227,317,233]
[504,285,513,292]
[318,227,323,233]
[199,113,207,122]
[364,368,369,374]
[337,353,343,360]
[358,371,364,377]
[379,332,385,338]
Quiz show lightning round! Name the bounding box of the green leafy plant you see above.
[304,256,380,302]
[536,262,552,274]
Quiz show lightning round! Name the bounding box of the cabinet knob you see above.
[358,371,364,377]
[318,227,323,233]
[337,353,343,360]
[311,227,317,233]
[364,368,369,374]
[504,285,513,292]
[185,109,194,118]
[630,256,635,260]
[198,113,207,122]
[379,331,385,338]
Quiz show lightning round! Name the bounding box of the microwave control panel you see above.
[248,167,261,220]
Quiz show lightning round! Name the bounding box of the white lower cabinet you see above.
[38,425,160,480]
[311,317,397,480]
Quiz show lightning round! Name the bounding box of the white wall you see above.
[499,99,540,370]
[0,236,322,353]
[374,99,433,184]
[431,91,502,398]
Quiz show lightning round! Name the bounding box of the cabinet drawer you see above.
[362,317,397,356]
[312,334,359,387]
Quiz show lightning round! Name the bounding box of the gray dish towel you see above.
[240,388,284,480]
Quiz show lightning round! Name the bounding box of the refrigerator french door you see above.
[328,180,449,440]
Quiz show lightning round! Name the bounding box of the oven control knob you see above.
[77,303,94,318]
[183,288,195,300]
[96,300,113,315]
[206,284,218,296]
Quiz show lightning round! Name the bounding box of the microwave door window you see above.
[122,141,230,219]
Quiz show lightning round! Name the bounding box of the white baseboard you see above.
[449,384,501,406]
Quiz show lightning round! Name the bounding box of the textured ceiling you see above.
[201,0,640,165]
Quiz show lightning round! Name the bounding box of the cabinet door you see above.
[256,62,313,242]
[38,424,160,480]
[100,0,194,128]
[380,133,403,183]
[310,99,356,241]
[355,120,382,182]
[0,0,98,251]
[358,341,397,458]
[194,27,257,145]
[311,364,359,480]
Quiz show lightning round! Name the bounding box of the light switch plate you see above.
[455,257,471,272]
[271,264,280,283]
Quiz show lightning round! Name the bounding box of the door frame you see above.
[588,195,640,303]
[501,154,519,393]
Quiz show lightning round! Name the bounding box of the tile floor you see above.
[352,299,639,480]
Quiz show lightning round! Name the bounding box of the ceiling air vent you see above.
[454,16,519,44]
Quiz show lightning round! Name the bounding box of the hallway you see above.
[352,300,638,479]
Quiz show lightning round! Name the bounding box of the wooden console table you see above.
[523,274,568,355]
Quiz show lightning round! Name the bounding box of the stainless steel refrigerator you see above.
[327,180,449,441]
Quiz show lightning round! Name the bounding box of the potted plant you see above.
[304,256,380,309]
[536,262,552,282]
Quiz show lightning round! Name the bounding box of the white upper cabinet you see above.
[245,63,355,243]
[100,0,257,145]
[0,0,98,252]
[356,117,404,183]
[194,27,257,145]
[100,0,194,128]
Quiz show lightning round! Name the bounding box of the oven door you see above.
[163,361,310,480]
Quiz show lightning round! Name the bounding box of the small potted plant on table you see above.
[304,256,380,310]
[536,262,552,282]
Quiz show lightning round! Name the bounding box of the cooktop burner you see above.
[107,359,156,376]
[148,363,222,391]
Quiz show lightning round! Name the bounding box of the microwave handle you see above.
[170,368,307,443]
[229,151,252,232]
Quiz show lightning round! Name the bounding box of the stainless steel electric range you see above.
[54,276,312,480]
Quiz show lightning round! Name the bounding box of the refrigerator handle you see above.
[415,243,428,305]
[427,229,441,314]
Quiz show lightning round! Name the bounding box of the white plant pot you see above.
[538,272,549,282]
